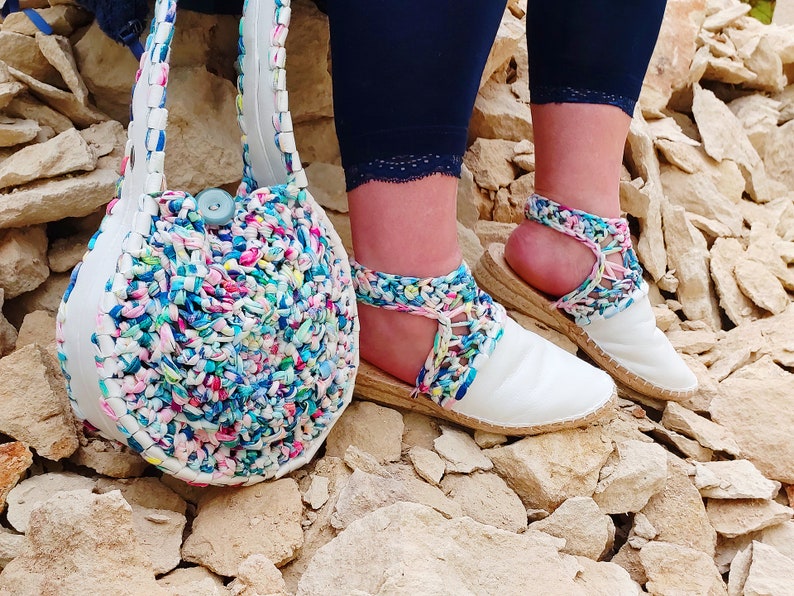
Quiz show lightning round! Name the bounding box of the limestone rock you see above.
[640,541,727,596]
[0,527,26,570]
[593,439,668,514]
[456,163,484,228]
[2,5,90,36]
[481,8,524,86]
[302,475,330,510]
[408,446,446,487]
[730,541,794,596]
[0,127,96,191]
[458,221,484,266]
[0,117,38,147]
[470,79,533,142]
[0,490,165,596]
[330,467,462,530]
[0,225,49,300]
[662,201,722,329]
[640,0,707,114]
[487,426,613,511]
[325,401,403,464]
[293,117,340,165]
[297,502,588,596]
[0,344,79,460]
[473,430,508,449]
[434,426,493,474]
[156,566,226,596]
[729,94,781,154]
[228,554,289,596]
[401,411,441,451]
[5,95,72,134]
[641,455,717,557]
[710,237,762,326]
[707,498,793,538]
[645,418,715,462]
[573,556,642,595]
[463,138,518,191]
[530,497,615,560]
[0,31,61,86]
[305,162,347,213]
[734,257,789,314]
[8,66,108,128]
[93,477,187,516]
[15,310,55,349]
[763,119,794,197]
[163,67,243,195]
[35,33,89,104]
[474,220,517,247]
[440,472,527,533]
[284,0,333,122]
[182,478,303,575]
[712,360,794,483]
[79,120,126,160]
[0,442,32,512]
[661,401,741,455]
[5,272,70,323]
[6,472,96,533]
[47,234,88,273]
[0,167,117,229]
[694,460,781,500]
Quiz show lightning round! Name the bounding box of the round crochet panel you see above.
[88,184,356,484]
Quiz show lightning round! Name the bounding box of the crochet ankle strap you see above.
[526,194,648,325]
[351,260,505,408]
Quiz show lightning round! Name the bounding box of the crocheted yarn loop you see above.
[351,260,505,408]
[525,193,647,325]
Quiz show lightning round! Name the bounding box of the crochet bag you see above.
[56,0,359,486]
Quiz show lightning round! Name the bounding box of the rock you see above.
[573,556,642,595]
[0,442,32,512]
[470,79,533,142]
[325,401,403,464]
[2,5,90,36]
[662,201,722,329]
[474,220,517,247]
[0,527,26,570]
[440,472,527,533]
[712,360,794,483]
[0,167,117,229]
[330,467,462,530]
[473,430,508,449]
[458,221,484,266]
[0,80,25,111]
[4,95,72,134]
[6,472,96,533]
[640,541,727,596]
[5,273,70,325]
[162,67,243,195]
[0,490,165,595]
[342,444,387,476]
[661,402,741,455]
[707,499,793,538]
[94,477,187,515]
[0,127,97,191]
[182,478,303,575]
[481,8,524,86]
[734,257,789,315]
[457,163,483,228]
[69,435,149,478]
[639,0,707,114]
[641,455,717,557]
[730,541,794,596]
[297,502,588,596]
[710,237,762,326]
[293,117,340,165]
[0,344,79,460]
[0,117,38,148]
[0,31,61,86]
[433,426,493,474]
[47,234,89,273]
[463,138,518,191]
[228,554,289,596]
[302,475,330,510]
[645,418,715,462]
[763,119,794,196]
[0,226,49,299]
[408,446,446,486]
[694,460,781,500]
[79,120,126,160]
[156,566,226,596]
[15,310,56,349]
[35,33,89,104]
[728,94,781,154]
[592,439,668,514]
[401,411,441,450]
[530,497,615,560]
[8,66,108,129]
[487,426,613,512]
[305,162,347,213]
[284,0,333,122]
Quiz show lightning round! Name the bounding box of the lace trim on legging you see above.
[345,154,463,191]
[531,85,636,116]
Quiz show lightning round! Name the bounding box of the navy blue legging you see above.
[327,0,666,190]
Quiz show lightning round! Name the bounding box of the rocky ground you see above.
[1,0,794,594]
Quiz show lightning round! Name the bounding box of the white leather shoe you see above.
[475,194,698,401]
[351,260,616,436]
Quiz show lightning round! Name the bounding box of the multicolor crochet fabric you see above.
[55,0,357,485]
[526,193,647,326]
[351,260,505,408]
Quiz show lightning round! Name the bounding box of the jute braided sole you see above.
[474,243,696,403]
[354,360,616,437]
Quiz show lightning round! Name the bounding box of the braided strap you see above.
[526,194,648,325]
[351,261,505,408]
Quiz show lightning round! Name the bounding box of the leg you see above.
[327,0,616,433]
